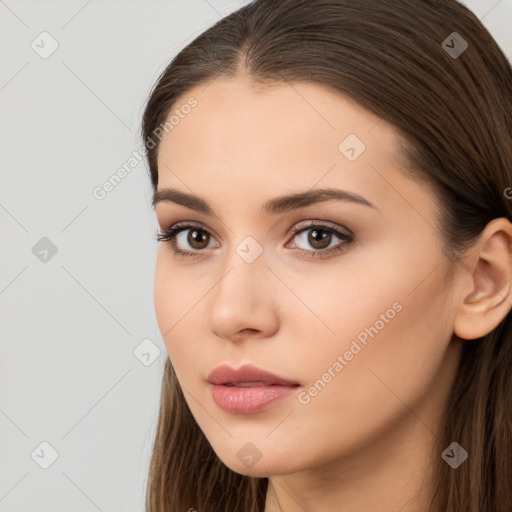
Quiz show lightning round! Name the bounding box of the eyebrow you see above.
[152,187,379,215]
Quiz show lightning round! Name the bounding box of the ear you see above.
[453,217,512,340]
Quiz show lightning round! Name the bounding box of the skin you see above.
[152,76,512,511]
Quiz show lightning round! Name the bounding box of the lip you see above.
[207,363,299,386]
[207,364,300,414]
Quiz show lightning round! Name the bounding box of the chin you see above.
[218,453,298,478]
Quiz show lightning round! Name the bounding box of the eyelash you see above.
[156,221,354,260]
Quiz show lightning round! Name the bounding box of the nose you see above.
[206,251,280,342]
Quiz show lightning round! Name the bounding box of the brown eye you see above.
[287,222,354,258]
[307,228,332,249]
[188,229,210,249]
[156,223,219,257]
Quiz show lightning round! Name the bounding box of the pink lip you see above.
[207,364,299,386]
[207,364,300,414]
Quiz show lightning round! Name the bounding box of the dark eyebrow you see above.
[152,187,379,214]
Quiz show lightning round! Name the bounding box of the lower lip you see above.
[209,383,299,414]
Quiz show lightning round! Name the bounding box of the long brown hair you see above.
[141,1,512,510]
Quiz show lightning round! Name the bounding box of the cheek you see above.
[287,247,453,402]
[273,255,401,348]
[153,255,188,354]
[153,254,174,335]
[153,250,204,330]
[289,237,448,349]
[296,265,453,423]
[153,253,210,376]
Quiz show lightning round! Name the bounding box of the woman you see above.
[141,0,512,510]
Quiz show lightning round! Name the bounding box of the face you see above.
[153,76,463,477]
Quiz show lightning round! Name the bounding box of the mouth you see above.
[207,364,300,414]
[207,363,300,387]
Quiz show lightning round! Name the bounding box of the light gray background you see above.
[1,1,511,510]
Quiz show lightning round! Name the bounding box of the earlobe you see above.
[453,218,512,341]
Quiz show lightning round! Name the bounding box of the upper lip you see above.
[207,364,299,386]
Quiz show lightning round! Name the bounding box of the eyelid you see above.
[159,219,222,242]
[286,219,353,239]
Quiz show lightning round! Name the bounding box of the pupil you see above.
[189,229,208,249]
[309,229,331,249]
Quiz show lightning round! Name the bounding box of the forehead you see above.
[155,77,439,228]
[158,77,402,176]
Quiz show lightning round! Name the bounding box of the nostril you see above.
[240,328,259,335]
